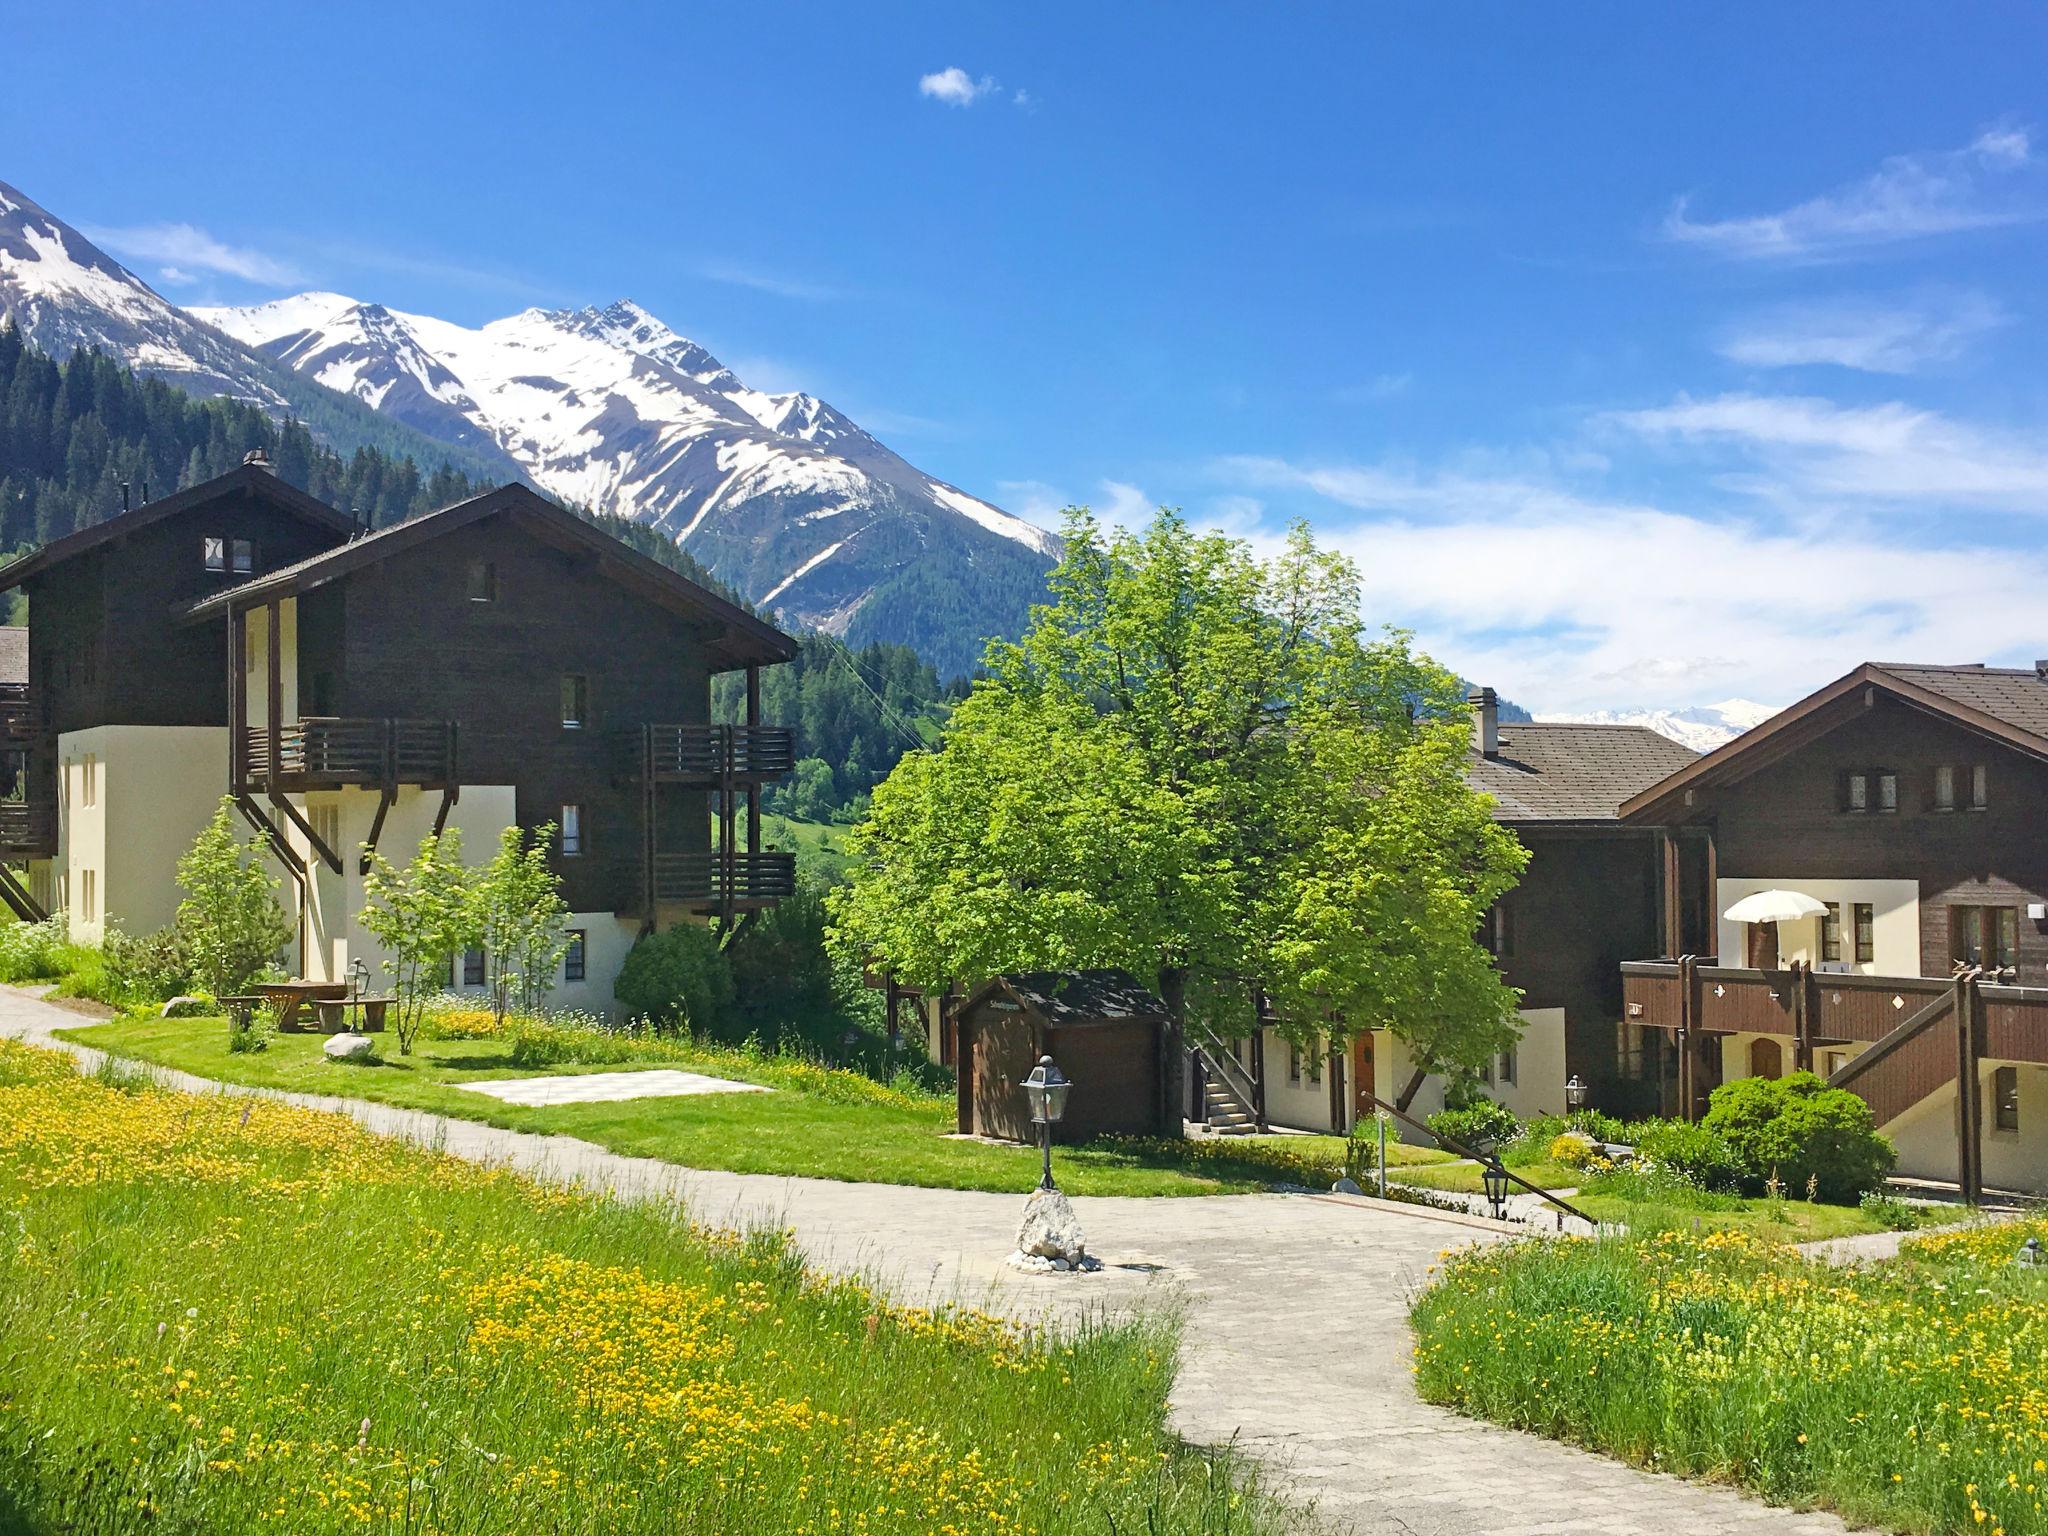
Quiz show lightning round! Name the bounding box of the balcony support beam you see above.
[265,788,342,877]
[361,786,396,877]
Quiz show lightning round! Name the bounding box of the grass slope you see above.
[55,1014,1335,1197]
[0,1037,1290,1535]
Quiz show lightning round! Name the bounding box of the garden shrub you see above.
[1425,1100,1518,1151]
[101,925,193,1005]
[615,923,734,1034]
[0,916,87,982]
[1858,1190,1919,1231]
[1547,1131,1601,1170]
[1702,1071,1896,1201]
[1631,1119,1744,1192]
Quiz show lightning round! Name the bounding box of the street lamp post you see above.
[1481,1151,1511,1221]
[1020,1055,1071,1191]
[1565,1074,1588,1112]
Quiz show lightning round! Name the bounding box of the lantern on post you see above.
[2019,1237,2045,1270]
[1020,1055,1071,1191]
[1565,1074,1589,1111]
[1481,1154,1511,1221]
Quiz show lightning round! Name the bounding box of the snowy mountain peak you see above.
[1535,698,1781,753]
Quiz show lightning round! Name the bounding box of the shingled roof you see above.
[1620,661,2048,822]
[1468,722,1700,825]
[962,969,1171,1027]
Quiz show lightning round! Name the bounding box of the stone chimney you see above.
[2036,659,2048,681]
[1469,686,1499,758]
[242,447,272,472]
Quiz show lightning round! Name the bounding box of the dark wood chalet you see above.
[1617,661,2048,1194]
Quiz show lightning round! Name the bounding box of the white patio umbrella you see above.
[1722,890,1829,925]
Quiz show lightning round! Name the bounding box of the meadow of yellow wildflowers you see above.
[1411,1220,2048,1535]
[0,1040,1284,1534]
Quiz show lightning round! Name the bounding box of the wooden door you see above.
[1746,921,1779,969]
[1351,1033,1376,1125]
[1748,1036,1782,1080]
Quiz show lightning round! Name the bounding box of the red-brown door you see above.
[1746,922,1779,969]
[1352,1033,1376,1125]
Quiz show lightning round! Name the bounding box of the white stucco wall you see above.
[1885,1060,2048,1194]
[1716,875,1920,976]
[56,725,229,942]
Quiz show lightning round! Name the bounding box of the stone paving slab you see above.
[0,992,1868,1536]
[456,1067,770,1106]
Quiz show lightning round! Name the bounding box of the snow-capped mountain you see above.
[0,177,1058,676]
[1536,699,1781,753]
[191,291,1058,661]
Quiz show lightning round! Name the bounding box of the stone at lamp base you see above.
[1006,1249,1103,1274]
[1012,1185,1095,1272]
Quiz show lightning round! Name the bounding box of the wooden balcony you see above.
[637,723,795,783]
[240,717,456,791]
[0,684,40,747]
[648,850,797,909]
[0,799,55,859]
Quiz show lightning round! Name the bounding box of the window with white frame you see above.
[563,929,586,983]
[560,805,583,856]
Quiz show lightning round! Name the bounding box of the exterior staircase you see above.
[1202,1074,1260,1135]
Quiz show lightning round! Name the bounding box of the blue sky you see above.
[8,2,2048,711]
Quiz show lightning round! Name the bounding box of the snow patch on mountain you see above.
[1536,699,1781,753]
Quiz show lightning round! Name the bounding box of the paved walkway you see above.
[1,990,1860,1536]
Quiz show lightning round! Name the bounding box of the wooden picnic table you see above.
[312,996,392,1033]
[251,981,348,1032]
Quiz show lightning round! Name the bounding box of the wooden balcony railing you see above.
[241,717,456,790]
[0,799,55,858]
[649,850,797,908]
[639,724,795,782]
[0,685,40,747]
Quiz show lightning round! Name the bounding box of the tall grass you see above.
[0,1038,1291,1535]
[1411,1223,2048,1534]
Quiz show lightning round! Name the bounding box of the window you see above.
[1854,903,1875,964]
[467,560,498,602]
[560,805,583,856]
[1484,901,1515,959]
[231,538,255,575]
[1994,1065,2020,1133]
[1876,770,1898,813]
[1824,1050,1848,1079]
[1498,1044,1518,1087]
[1821,901,1842,963]
[1949,905,2018,970]
[79,868,96,923]
[1972,764,1989,811]
[462,947,486,988]
[80,754,97,809]
[1843,771,1868,813]
[203,536,226,572]
[1935,764,1956,812]
[561,674,588,730]
[563,929,587,983]
[1286,1041,1301,1085]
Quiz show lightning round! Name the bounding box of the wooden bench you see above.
[312,997,392,1034]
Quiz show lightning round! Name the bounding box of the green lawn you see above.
[1392,1158,1583,1194]
[757,812,855,882]
[1232,1132,1458,1170]
[1572,1192,1908,1241]
[55,1014,1338,1197]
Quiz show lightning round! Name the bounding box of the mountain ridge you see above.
[1534,698,1780,752]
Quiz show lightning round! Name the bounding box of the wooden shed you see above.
[955,970,1172,1142]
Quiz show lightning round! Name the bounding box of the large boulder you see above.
[323,1033,375,1062]
[1016,1186,1087,1263]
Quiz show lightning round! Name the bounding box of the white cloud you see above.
[84,221,304,286]
[1212,452,2048,713]
[1095,479,1156,533]
[919,66,999,107]
[1661,127,2041,261]
[1608,392,2048,507]
[696,259,835,302]
[156,266,195,287]
[1716,292,2007,373]
[996,479,1073,525]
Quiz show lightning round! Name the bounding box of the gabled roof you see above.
[0,462,355,594]
[1618,661,2048,822]
[181,481,796,671]
[962,969,1171,1027]
[1467,722,1699,826]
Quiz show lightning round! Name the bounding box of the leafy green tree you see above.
[614,923,735,1035]
[360,831,478,1054]
[831,507,1528,1123]
[174,797,294,1003]
[472,823,571,1022]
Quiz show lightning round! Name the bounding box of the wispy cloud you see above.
[84,221,304,286]
[696,259,835,303]
[918,66,1028,109]
[1716,291,2007,374]
[1661,127,2041,261]
[1211,449,2048,712]
[1335,372,1414,405]
[1608,391,2048,508]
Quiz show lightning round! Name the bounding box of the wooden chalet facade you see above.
[1616,662,2048,1195]
[0,458,797,1014]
